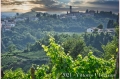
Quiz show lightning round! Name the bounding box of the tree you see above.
[8,44,16,53]
[110,11,112,14]
[102,26,118,59]
[36,13,40,17]
[16,13,19,16]
[116,13,119,24]
[43,13,46,17]
[86,9,88,13]
[93,28,98,33]
[97,24,103,29]
[97,10,98,14]
[26,43,31,52]
[107,20,114,28]
[71,40,85,58]
[63,38,86,59]
[52,14,57,19]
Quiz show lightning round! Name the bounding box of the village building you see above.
[87,28,95,33]
[88,10,96,14]
[4,26,11,31]
[87,27,104,33]
[87,27,115,33]
[98,29,104,33]
[1,17,16,32]
[106,28,115,33]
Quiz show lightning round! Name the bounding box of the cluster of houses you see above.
[59,6,96,19]
[1,15,39,31]
[60,11,94,19]
[60,12,94,19]
[86,27,115,33]
[1,18,16,31]
[59,6,115,20]
[1,8,117,33]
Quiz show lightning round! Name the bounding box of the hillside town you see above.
[1,6,118,33]
[59,6,117,19]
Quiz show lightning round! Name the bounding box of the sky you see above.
[1,0,119,14]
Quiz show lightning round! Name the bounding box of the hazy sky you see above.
[1,0,119,13]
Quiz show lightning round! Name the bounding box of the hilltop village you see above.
[1,6,118,33]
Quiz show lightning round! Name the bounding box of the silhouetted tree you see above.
[97,24,103,29]
[8,44,16,53]
[86,9,88,13]
[97,10,98,14]
[36,13,40,17]
[16,13,19,16]
[107,20,114,28]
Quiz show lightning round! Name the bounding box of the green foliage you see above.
[2,13,116,52]
[63,38,86,59]
[107,20,114,28]
[2,36,117,79]
[102,27,119,59]
[83,32,113,53]
[3,68,30,79]
[102,39,118,59]
[8,44,16,53]
[97,24,103,29]
[1,50,48,73]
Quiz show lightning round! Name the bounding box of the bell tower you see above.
[70,6,72,13]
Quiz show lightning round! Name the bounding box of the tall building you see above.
[89,10,95,14]
[70,6,72,13]
[68,6,79,15]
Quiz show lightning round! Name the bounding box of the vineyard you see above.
[2,36,118,79]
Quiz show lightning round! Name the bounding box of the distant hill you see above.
[1,12,37,18]
[1,12,17,18]
[18,12,37,18]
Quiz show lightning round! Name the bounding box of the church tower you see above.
[70,6,72,13]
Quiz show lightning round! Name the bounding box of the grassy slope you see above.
[1,50,49,72]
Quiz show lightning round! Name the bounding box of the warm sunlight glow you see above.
[15,0,28,1]
[23,6,30,10]
[1,0,119,13]
[22,4,30,10]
